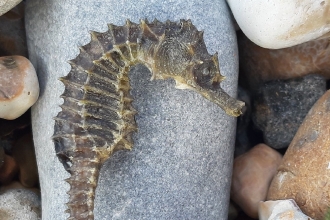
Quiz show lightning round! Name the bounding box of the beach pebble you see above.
[231,143,282,218]
[253,75,326,149]
[238,32,330,90]
[259,199,314,220]
[12,133,38,187]
[0,0,22,16]
[227,0,330,49]
[0,56,39,120]
[0,154,18,184]
[0,189,41,220]
[267,90,330,220]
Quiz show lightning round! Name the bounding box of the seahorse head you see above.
[144,19,244,116]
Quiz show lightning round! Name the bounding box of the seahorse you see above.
[52,19,244,220]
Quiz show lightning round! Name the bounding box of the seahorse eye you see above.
[202,67,210,76]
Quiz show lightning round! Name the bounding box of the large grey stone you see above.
[25,0,239,219]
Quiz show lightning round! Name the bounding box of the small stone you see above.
[231,143,282,219]
[267,90,330,220]
[12,133,38,187]
[0,154,18,184]
[253,75,326,149]
[238,32,330,90]
[0,56,39,120]
[259,199,314,220]
[0,0,22,16]
[0,189,41,220]
[227,0,330,49]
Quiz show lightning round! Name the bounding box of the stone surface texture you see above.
[227,0,330,49]
[0,0,22,16]
[0,189,41,220]
[259,199,314,220]
[25,0,239,219]
[238,32,330,90]
[253,75,326,149]
[231,143,282,218]
[267,90,330,220]
[0,56,39,120]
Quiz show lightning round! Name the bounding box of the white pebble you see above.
[0,56,39,120]
[227,0,330,49]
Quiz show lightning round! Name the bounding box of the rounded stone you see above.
[25,0,239,219]
[253,75,326,149]
[0,56,39,120]
[231,143,282,218]
[238,32,330,90]
[267,90,330,220]
[227,0,330,49]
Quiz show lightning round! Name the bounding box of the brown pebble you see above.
[267,90,330,220]
[238,32,330,90]
[0,154,18,184]
[12,133,39,188]
[231,143,282,219]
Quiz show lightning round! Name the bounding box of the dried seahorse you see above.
[52,19,244,220]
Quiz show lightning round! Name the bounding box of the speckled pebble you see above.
[0,189,41,220]
[253,74,326,149]
[267,89,330,220]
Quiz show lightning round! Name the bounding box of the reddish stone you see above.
[231,143,282,218]
[0,154,18,184]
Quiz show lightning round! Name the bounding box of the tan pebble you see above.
[0,154,18,184]
[12,133,39,188]
[267,90,330,220]
[238,32,330,90]
[0,56,39,120]
[231,143,282,218]
[0,0,22,16]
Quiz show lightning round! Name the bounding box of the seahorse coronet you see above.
[53,18,244,220]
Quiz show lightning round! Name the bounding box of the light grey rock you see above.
[25,0,239,219]
[0,0,22,16]
[0,189,41,220]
